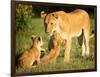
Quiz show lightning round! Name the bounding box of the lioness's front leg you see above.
[64,38,72,62]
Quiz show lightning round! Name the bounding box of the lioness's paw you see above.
[63,58,70,63]
[85,50,89,55]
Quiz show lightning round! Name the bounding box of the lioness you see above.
[41,31,62,63]
[41,9,90,62]
[18,35,45,68]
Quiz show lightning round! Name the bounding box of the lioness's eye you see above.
[51,23,53,25]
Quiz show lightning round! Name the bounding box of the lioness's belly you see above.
[70,30,82,37]
[59,30,82,39]
[58,24,83,39]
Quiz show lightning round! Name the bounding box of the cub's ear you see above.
[31,34,36,41]
[52,13,58,19]
[41,11,47,18]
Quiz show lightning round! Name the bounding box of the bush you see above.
[16,4,33,31]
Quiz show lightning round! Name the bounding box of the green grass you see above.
[16,16,95,74]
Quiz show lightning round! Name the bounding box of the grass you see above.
[16,15,96,74]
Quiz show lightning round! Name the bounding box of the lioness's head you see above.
[41,11,59,36]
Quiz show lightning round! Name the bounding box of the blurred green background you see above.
[16,4,95,74]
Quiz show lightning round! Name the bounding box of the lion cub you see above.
[18,35,45,68]
[41,31,62,63]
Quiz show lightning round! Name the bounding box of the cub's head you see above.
[53,31,62,43]
[31,35,43,47]
[41,11,59,36]
[51,31,62,47]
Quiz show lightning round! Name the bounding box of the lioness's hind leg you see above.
[83,13,90,57]
[82,39,85,57]
[84,30,90,56]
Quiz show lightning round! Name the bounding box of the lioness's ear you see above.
[41,11,47,18]
[52,13,58,19]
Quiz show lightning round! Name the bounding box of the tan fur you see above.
[41,9,90,62]
[18,36,45,68]
[41,32,62,63]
